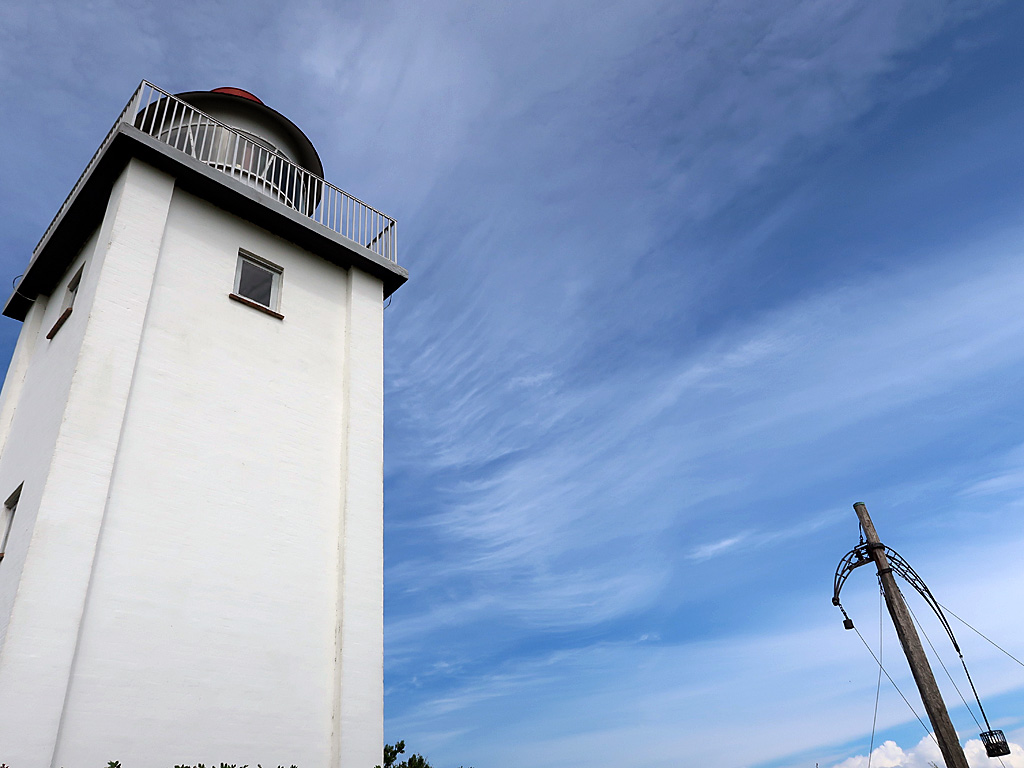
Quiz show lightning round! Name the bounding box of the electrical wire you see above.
[840,593,1013,766]
[931,602,1013,768]
[851,620,939,749]
[907,601,1008,768]
[906,600,983,732]
[938,601,1024,671]
[867,587,884,768]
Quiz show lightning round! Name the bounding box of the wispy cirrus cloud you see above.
[388,230,1024,648]
[687,533,751,561]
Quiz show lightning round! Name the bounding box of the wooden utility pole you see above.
[853,502,969,768]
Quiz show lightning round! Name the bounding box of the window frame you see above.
[229,250,284,320]
[0,484,22,563]
[46,265,85,340]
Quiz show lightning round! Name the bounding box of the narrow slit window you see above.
[47,265,84,339]
[0,484,21,563]
[64,267,83,310]
[230,251,283,318]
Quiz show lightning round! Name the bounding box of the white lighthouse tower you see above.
[0,82,406,768]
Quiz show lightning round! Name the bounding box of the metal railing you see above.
[36,81,397,263]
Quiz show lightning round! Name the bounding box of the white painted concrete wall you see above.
[0,157,385,768]
[0,233,93,655]
[0,159,173,765]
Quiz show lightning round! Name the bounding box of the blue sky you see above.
[3,1,1024,766]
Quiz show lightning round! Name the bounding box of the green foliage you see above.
[375,740,432,768]
[374,740,473,768]
[379,741,407,768]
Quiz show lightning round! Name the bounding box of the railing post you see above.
[36,82,399,266]
[127,82,145,128]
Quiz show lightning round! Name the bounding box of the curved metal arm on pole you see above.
[832,543,872,606]
[833,543,961,653]
[832,542,997,732]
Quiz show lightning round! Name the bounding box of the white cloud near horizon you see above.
[830,735,1024,768]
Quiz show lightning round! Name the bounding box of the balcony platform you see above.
[6,83,407,320]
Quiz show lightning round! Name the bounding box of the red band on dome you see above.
[210,87,264,104]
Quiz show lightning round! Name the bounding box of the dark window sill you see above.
[46,307,73,339]
[229,293,284,320]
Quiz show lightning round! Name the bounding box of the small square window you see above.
[230,251,283,318]
[0,484,21,563]
[238,260,274,307]
[47,265,85,339]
